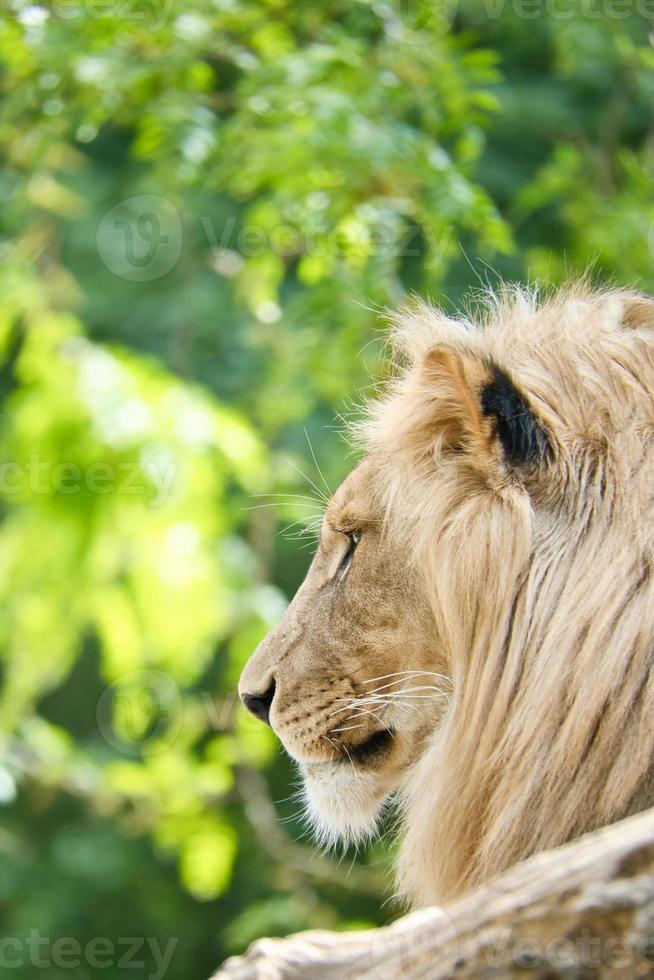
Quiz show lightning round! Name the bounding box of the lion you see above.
[239,283,654,907]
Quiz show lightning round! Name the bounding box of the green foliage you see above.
[0,1,652,976]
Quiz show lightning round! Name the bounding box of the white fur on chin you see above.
[300,762,390,850]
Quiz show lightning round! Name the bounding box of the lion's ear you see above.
[420,348,489,454]
[620,293,654,332]
[421,348,548,467]
[481,365,548,465]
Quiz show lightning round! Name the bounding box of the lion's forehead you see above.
[325,459,382,527]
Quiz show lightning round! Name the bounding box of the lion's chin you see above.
[299,762,393,850]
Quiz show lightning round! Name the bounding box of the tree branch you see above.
[212,806,654,978]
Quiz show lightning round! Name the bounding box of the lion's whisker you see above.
[359,675,453,696]
[360,669,453,687]
[328,699,384,717]
[340,742,357,774]
[330,696,398,713]
[329,686,448,717]
[330,703,393,725]
[251,492,326,504]
[281,517,322,535]
[354,705,396,734]
[355,680,451,698]
[331,719,399,745]
[382,685,450,697]
[242,502,325,513]
[281,518,323,540]
[304,426,333,498]
[330,722,368,734]
[329,698,419,719]
[286,459,331,506]
[321,734,340,762]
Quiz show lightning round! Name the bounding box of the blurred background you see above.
[0,1,653,976]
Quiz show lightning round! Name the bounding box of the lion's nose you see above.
[241,679,276,727]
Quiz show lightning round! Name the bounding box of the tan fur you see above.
[240,283,654,907]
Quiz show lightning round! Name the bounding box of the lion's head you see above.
[240,283,654,906]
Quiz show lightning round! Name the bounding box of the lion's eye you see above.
[336,529,360,581]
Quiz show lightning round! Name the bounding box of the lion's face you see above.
[239,457,447,846]
[241,285,654,906]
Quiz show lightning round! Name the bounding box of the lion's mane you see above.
[360,283,654,905]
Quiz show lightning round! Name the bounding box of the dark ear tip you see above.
[481,365,548,465]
